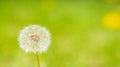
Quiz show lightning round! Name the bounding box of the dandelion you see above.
[18,25,51,67]
[102,12,120,30]
[104,0,118,4]
[41,0,56,11]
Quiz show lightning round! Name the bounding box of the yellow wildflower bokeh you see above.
[102,12,120,30]
[104,0,118,3]
[41,0,56,11]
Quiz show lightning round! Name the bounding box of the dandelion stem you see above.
[36,53,40,67]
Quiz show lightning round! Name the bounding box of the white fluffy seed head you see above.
[18,25,51,53]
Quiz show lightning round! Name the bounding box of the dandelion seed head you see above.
[18,25,51,53]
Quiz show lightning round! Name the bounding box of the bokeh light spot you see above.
[104,0,118,3]
[41,0,56,11]
[103,12,120,30]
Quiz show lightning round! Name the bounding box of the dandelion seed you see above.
[18,24,51,67]
[18,25,51,53]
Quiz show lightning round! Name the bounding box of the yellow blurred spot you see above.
[103,12,120,30]
[105,0,118,3]
[41,0,55,11]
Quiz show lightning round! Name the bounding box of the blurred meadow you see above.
[0,0,120,67]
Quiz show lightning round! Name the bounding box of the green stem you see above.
[36,53,40,67]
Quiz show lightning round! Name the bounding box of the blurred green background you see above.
[0,0,120,67]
